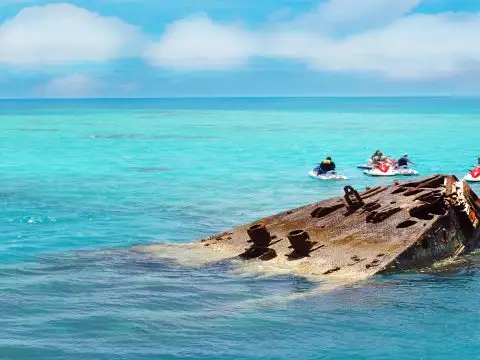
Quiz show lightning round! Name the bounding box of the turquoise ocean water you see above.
[1,98,480,359]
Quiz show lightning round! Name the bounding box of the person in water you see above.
[317,157,336,175]
[396,153,415,167]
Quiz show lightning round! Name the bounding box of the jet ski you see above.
[309,169,348,180]
[465,166,480,182]
[364,162,396,176]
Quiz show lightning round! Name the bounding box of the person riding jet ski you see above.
[371,150,386,164]
[396,153,415,168]
[317,157,336,175]
[371,149,381,161]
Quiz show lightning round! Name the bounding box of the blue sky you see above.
[1,0,480,98]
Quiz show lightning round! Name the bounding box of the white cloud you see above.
[265,12,480,79]
[2,0,480,82]
[39,73,99,97]
[292,0,420,33]
[144,14,255,70]
[0,3,143,66]
[144,0,480,80]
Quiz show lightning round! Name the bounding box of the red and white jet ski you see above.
[465,166,480,182]
[364,162,396,176]
[364,162,419,177]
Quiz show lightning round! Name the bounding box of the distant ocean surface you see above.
[1,97,479,360]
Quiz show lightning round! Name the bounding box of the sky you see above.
[1,0,480,98]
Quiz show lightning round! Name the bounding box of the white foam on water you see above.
[139,242,368,282]
[137,242,371,310]
[135,242,236,266]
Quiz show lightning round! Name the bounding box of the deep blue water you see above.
[1,98,479,359]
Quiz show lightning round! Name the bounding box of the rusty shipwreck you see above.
[196,175,480,278]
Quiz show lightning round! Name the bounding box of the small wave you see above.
[130,166,172,173]
[88,134,220,140]
[4,128,59,132]
[14,215,58,224]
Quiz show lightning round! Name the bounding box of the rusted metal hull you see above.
[197,175,480,278]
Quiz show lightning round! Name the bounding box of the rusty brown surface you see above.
[196,175,480,278]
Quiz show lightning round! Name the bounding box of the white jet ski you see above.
[364,162,396,177]
[309,170,348,180]
[465,166,480,182]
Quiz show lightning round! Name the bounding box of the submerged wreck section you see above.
[199,175,480,277]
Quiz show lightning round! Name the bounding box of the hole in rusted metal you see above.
[366,207,402,223]
[428,201,446,215]
[410,208,434,220]
[323,267,341,275]
[311,203,345,218]
[410,198,446,220]
[392,186,408,194]
[363,202,381,212]
[397,219,418,228]
[415,191,442,203]
[366,212,377,222]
